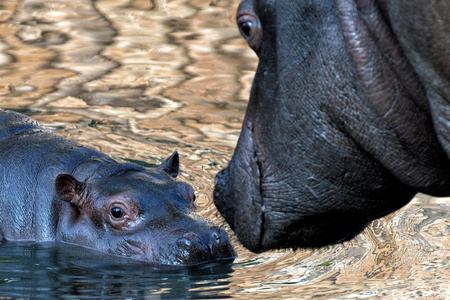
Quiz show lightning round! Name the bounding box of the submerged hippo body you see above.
[0,109,234,266]
[214,0,450,252]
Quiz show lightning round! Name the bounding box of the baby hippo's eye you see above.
[111,207,124,219]
[106,199,139,231]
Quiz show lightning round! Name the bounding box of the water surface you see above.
[0,0,449,298]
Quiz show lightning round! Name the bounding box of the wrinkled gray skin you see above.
[214,0,450,252]
[0,110,234,266]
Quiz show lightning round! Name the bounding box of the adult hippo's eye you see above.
[111,207,124,219]
[236,4,262,53]
[240,21,253,37]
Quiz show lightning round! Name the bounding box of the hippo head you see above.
[55,152,234,266]
[214,0,450,252]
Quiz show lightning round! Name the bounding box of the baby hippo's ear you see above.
[55,174,86,208]
[157,151,179,178]
[177,182,196,209]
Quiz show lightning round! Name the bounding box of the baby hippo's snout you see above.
[164,227,234,266]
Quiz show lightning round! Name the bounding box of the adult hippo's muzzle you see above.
[214,111,418,252]
[214,0,450,253]
[214,119,264,251]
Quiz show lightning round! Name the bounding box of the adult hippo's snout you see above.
[214,0,450,253]
[214,120,265,252]
[214,168,263,253]
[214,114,398,252]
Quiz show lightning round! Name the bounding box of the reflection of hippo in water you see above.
[214,0,450,252]
[0,109,234,266]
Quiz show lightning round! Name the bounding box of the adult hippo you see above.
[214,0,450,252]
[0,109,234,266]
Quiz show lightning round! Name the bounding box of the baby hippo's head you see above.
[55,151,234,266]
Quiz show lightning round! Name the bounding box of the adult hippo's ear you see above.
[55,174,87,208]
[157,151,179,178]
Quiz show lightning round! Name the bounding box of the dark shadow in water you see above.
[0,241,234,299]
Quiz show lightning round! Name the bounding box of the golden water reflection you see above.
[0,0,449,298]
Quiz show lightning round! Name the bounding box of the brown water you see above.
[0,0,449,298]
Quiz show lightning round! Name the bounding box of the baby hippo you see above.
[0,109,234,266]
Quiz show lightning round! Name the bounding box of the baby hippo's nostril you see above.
[171,228,234,265]
[175,232,210,264]
[179,232,202,248]
[209,227,234,259]
[184,232,198,241]
[211,227,227,244]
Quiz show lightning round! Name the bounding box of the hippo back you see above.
[0,110,111,241]
[0,110,44,141]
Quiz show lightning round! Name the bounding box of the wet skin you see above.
[0,109,234,266]
[214,0,450,252]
